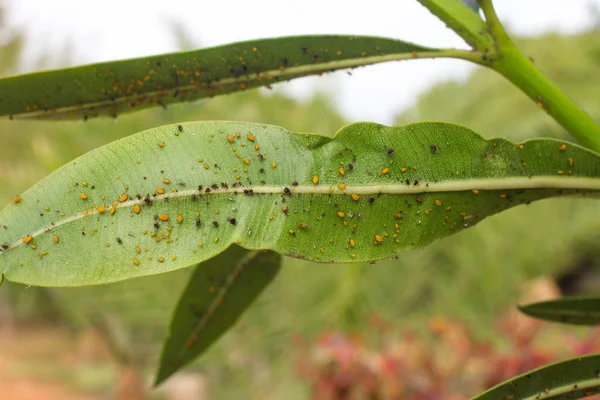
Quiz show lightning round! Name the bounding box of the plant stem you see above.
[416,0,495,51]
[478,0,600,153]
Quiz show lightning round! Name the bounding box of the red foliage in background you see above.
[294,312,600,400]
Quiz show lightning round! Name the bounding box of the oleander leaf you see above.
[1,120,599,287]
[0,35,434,120]
[519,297,600,325]
[472,353,600,400]
[155,247,280,386]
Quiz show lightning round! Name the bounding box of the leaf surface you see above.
[1,121,599,286]
[472,353,600,400]
[0,36,434,120]
[155,247,280,385]
[519,297,600,325]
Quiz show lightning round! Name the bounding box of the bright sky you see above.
[4,0,599,123]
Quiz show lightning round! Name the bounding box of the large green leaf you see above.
[155,247,280,386]
[519,297,600,325]
[1,121,599,287]
[0,35,435,120]
[472,353,600,399]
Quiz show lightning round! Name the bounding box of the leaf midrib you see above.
[3,175,599,252]
[519,377,600,400]
[172,251,258,362]
[10,51,446,119]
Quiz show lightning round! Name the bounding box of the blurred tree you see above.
[0,1,23,78]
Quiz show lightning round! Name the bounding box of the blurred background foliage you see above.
[1,3,600,399]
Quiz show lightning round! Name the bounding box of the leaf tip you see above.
[516,303,530,314]
[153,368,171,388]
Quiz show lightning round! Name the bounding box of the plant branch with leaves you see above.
[0,0,599,397]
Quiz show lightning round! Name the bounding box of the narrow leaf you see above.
[0,35,435,120]
[472,353,600,400]
[417,0,494,51]
[519,297,600,325]
[155,247,280,386]
[1,121,599,287]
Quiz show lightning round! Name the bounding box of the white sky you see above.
[4,0,599,123]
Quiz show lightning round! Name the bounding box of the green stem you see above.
[478,0,600,153]
[416,0,495,51]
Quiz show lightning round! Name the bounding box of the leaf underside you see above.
[519,297,600,325]
[472,353,600,400]
[1,121,599,287]
[155,246,281,386]
[0,35,433,120]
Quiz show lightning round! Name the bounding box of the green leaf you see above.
[155,246,280,386]
[417,0,494,51]
[519,297,600,325]
[471,353,600,400]
[0,35,436,120]
[1,121,599,287]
